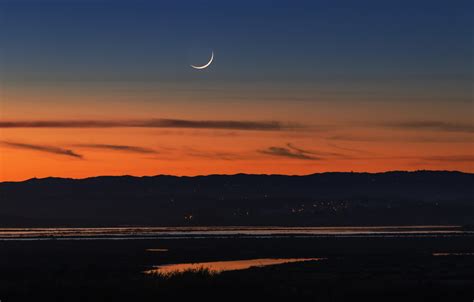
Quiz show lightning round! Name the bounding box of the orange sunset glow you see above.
[1,84,473,181]
[1,0,472,181]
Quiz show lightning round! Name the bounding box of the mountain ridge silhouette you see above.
[1,170,472,227]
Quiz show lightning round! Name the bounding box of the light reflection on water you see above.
[432,252,474,256]
[146,248,168,252]
[0,225,468,240]
[144,258,322,276]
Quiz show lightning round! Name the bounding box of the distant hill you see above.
[0,171,473,227]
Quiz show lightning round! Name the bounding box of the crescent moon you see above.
[190,51,214,70]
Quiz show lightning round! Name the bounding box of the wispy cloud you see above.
[75,144,157,154]
[1,141,83,158]
[186,150,246,161]
[286,143,344,157]
[0,119,302,131]
[327,135,474,143]
[259,144,322,160]
[331,154,474,163]
[380,121,474,133]
[327,143,375,155]
[421,155,474,162]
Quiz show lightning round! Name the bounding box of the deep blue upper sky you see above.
[1,0,472,85]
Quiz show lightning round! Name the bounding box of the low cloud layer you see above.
[0,119,300,131]
[1,141,83,158]
[75,144,157,154]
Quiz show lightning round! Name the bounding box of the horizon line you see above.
[1,169,471,184]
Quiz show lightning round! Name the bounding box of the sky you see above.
[0,0,473,181]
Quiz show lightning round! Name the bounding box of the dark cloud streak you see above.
[259,145,321,160]
[0,119,301,131]
[1,141,83,158]
[75,144,157,154]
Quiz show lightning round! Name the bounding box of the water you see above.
[0,225,470,240]
[144,258,322,276]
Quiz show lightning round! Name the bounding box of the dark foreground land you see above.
[1,235,474,301]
